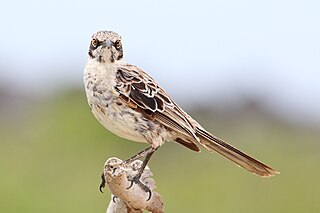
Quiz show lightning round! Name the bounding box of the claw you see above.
[137,181,152,201]
[126,179,134,189]
[146,188,152,201]
[126,175,152,201]
[112,195,117,203]
[99,172,106,193]
[126,173,140,189]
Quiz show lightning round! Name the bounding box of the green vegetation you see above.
[1,90,319,212]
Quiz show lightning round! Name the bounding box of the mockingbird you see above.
[83,30,278,198]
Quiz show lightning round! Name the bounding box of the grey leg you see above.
[126,146,158,201]
[123,146,156,164]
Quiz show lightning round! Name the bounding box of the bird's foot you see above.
[127,173,152,201]
[112,195,117,203]
[99,172,106,193]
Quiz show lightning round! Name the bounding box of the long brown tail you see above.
[195,127,279,177]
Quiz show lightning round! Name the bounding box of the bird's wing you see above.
[115,64,279,176]
[115,64,200,143]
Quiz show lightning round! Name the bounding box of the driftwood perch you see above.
[102,157,164,213]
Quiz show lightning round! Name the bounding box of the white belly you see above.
[83,60,171,147]
[91,103,148,143]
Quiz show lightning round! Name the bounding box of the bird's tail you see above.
[195,127,279,177]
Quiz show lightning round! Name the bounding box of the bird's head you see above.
[88,31,123,63]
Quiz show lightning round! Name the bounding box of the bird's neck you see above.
[85,58,127,78]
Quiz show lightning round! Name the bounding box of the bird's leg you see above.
[123,146,155,164]
[99,146,157,194]
[125,146,158,201]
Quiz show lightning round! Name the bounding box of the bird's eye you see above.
[115,40,121,49]
[91,38,98,48]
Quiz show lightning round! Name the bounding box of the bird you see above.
[83,30,279,197]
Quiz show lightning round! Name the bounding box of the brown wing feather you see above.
[175,138,200,152]
[195,127,279,177]
[115,65,199,143]
[115,64,279,177]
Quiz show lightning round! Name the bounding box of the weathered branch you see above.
[102,157,164,213]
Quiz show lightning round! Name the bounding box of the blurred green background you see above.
[0,90,319,212]
[1,0,320,212]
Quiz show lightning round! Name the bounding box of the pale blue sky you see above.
[0,0,319,125]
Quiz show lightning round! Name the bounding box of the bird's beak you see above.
[102,39,113,48]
